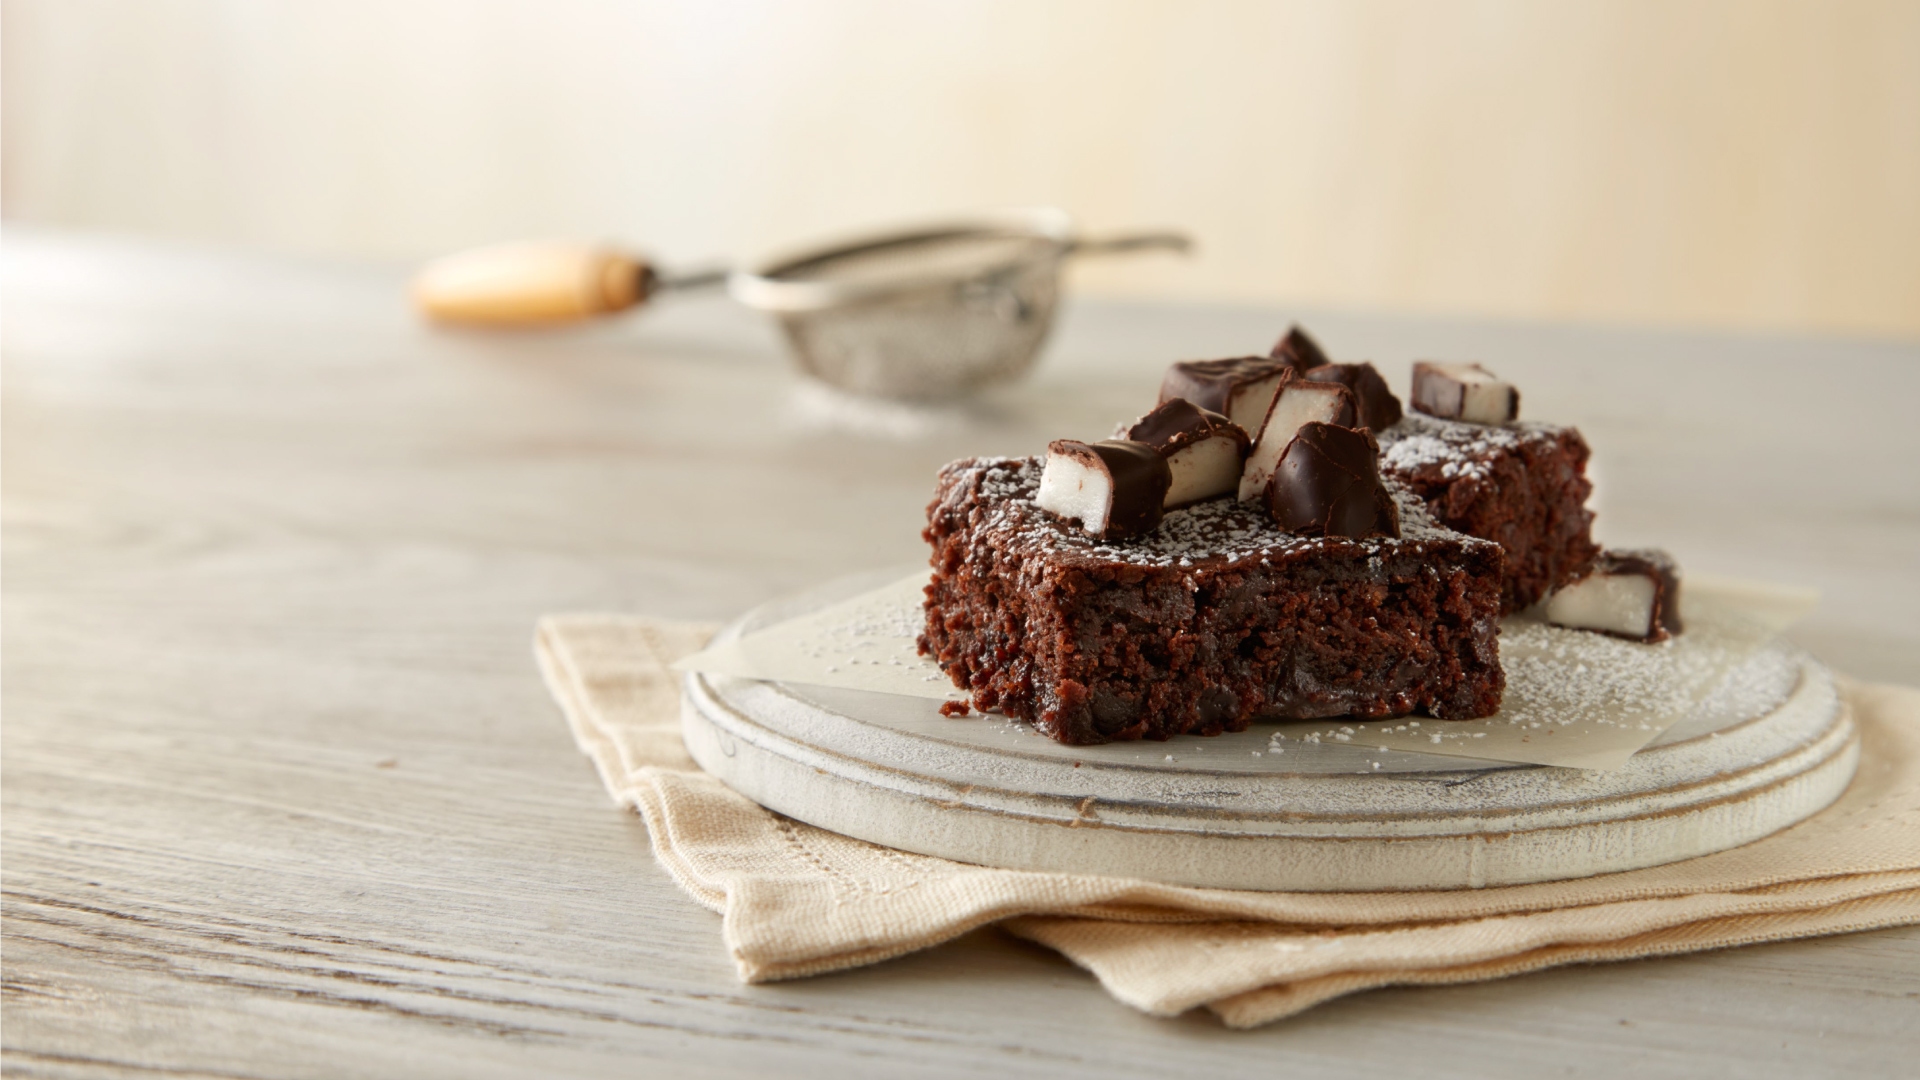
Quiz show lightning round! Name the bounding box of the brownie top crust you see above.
[1376,412,1576,481]
[936,456,1476,573]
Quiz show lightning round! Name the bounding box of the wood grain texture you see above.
[4,230,1918,1077]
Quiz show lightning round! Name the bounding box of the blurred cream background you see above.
[5,0,1917,338]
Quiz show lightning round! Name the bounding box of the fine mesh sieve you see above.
[413,207,1187,400]
[729,208,1186,399]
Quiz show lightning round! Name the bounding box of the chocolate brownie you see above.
[919,457,1506,746]
[1377,414,1598,614]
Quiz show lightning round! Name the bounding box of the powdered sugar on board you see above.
[672,573,964,701]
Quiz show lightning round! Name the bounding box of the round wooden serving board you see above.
[681,576,1858,891]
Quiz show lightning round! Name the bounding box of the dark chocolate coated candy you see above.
[1410,361,1520,424]
[1237,379,1356,501]
[1544,549,1683,643]
[1304,362,1403,432]
[1269,325,1331,375]
[1084,439,1172,539]
[1265,422,1401,539]
[1039,438,1172,540]
[1608,550,1682,636]
[1125,399,1249,508]
[1605,549,1683,642]
[1125,397,1250,453]
[1158,355,1291,429]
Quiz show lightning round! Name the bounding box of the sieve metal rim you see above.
[726,206,1075,315]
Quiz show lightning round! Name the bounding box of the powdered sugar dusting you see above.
[676,573,967,701]
[1496,618,1712,732]
[959,455,1475,570]
[1378,413,1568,482]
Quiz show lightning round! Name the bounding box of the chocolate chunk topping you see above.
[1035,439,1171,540]
[1269,325,1331,375]
[1304,362,1403,432]
[1265,422,1401,539]
[1124,398,1249,454]
[1411,361,1520,424]
[1158,356,1293,436]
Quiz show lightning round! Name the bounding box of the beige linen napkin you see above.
[535,614,1920,1026]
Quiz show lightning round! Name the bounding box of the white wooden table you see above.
[5,231,1917,1078]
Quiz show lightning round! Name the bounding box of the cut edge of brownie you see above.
[918,456,1505,746]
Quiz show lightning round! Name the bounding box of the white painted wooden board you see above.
[684,577,1855,890]
[5,232,1918,1078]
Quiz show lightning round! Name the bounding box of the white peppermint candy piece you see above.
[1543,549,1683,643]
[1034,439,1172,540]
[1411,361,1520,425]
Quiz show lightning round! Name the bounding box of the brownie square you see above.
[919,457,1506,746]
[1378,415,1599,614]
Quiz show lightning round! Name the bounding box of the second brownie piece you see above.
[920,457,1506,745]
[1378,414,1599,614]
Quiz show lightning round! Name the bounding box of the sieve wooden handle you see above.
[411,242,650,325]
